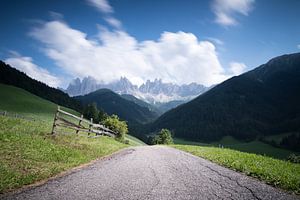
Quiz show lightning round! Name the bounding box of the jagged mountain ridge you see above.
[66,77,210,105]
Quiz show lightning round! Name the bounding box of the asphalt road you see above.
[2,146,299,200]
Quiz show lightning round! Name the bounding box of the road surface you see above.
[2,146,299,200]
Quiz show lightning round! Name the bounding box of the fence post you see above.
[51,106,60,135]
[76,114,83,134]
[4,111,7,116]
[88,118,93,135]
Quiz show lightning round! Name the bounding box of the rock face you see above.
[66,77,210,105]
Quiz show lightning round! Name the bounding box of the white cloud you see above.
[87,0,113,13]
[229,62,247,75]
[212,0,255,26]
[297,44,300,49]
[104,16,122,29]
[5,53,61,88]
[29,20,238,87]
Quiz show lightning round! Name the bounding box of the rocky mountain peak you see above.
[65,77,211,105]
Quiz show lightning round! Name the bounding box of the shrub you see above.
[152,129,173,145]
[102,114,128,142]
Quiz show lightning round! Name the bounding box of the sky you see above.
[0,0,299,88]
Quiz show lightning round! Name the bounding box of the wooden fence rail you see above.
[51,106,117,138]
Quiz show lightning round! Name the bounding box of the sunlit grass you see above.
[172,144,300,194]
[0,116,128,193]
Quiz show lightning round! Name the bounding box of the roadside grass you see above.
[174,136,296,160]
[171,144,300,194]
[0,116,128,193]
[224,140,294,160]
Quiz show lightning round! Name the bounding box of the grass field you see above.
[174,136,296,160]
[0,84,76,121]
[0,83,144,193]
[172,144,300,194]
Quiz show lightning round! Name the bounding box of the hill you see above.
[0,83,77,120]
[151,53,300,142]
[0,61,81,112]
[75,89,159,125]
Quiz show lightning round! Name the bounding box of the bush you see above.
[102,115,128,142]
[152,129,173,145]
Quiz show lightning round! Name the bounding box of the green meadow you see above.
[0,84,142,193]
[174,136,296,160]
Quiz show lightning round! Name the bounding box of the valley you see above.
[1,1,299,199]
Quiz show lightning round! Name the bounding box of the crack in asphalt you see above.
[203,165,261,200]
[178,153,238,199]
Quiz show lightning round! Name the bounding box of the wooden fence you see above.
[51,106,117,138]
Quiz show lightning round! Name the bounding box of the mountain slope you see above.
[151,53,300,142]
[0,61,81,112]
[75,89,159,125]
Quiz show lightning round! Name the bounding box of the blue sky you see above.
[0,0,299,88]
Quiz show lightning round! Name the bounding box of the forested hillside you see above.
[151,53,300,142]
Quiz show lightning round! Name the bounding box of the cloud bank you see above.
[212,0,255,26]
[29,20,235,86]
[21,0,247,87]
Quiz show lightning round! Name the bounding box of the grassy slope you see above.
[172,145,300,194]
[0,83,75,120]
[174,136,296,160]
[0,84,143,192]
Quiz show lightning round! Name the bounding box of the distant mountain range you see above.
[150,53,300,142]
[65,77,211,108]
